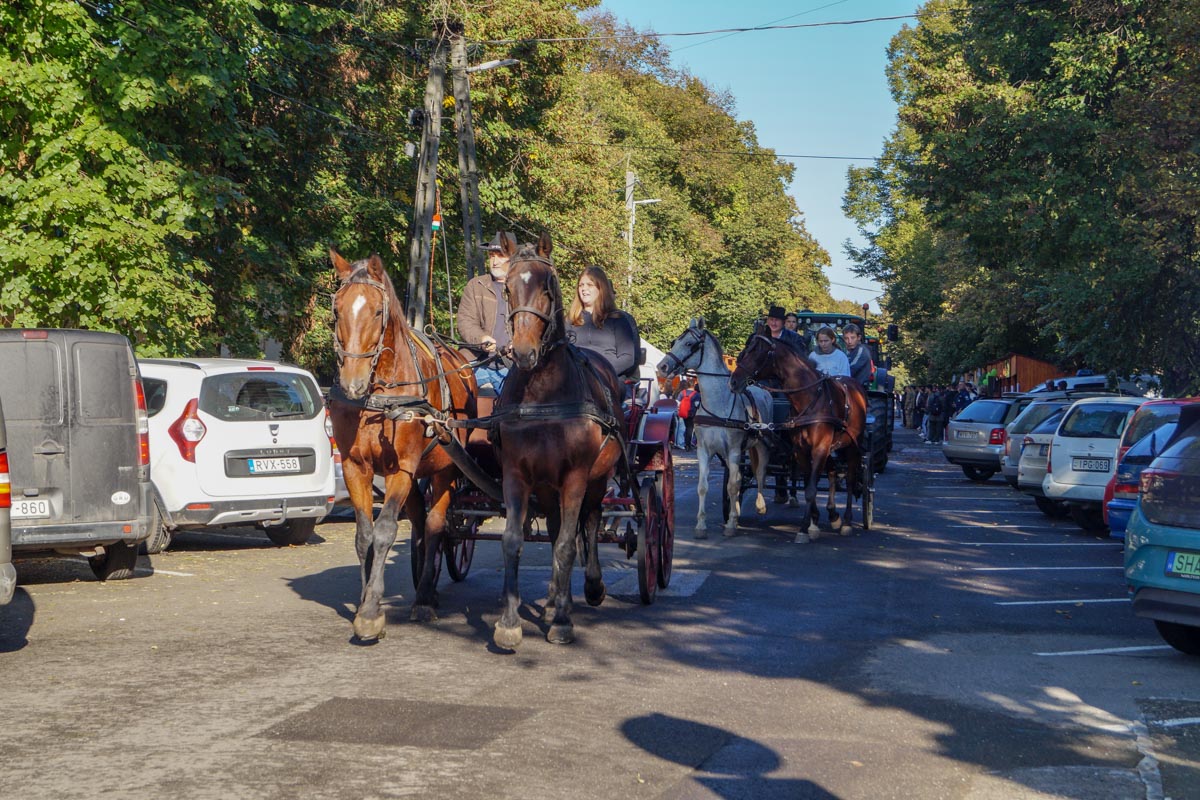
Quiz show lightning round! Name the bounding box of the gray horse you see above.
[658,319,771,539]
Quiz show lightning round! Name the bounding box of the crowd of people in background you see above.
[900,381,979,444]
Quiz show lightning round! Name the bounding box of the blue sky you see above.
[596,0,923,311]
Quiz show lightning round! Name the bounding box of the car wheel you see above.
[266,517,317,547]
[1154,620,1200,656]
[962,466,995,482]
[141,501,172,555]
[1068,504,1108,533]
[88,540,140,581]
[1033,496,1070,518]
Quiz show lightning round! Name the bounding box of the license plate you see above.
[11,498,51,519]
[1071,457,1111,472]
[248,457,301,474]
[955,430,975,440]
[1166,551,1200,581]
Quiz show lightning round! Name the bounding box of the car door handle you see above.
[34,444,65,455]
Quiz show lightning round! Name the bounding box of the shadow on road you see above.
[0,588,34,652]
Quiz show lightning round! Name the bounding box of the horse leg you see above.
[799,454,822,544]
[694,434,709,539]
[411,471,452,622]
[547,472,587,644]
[494,477,530,651]
[722,443,743,537]
[582,483,607,607]
[542,498,562,619]
[826,462,841,532]
[352,471,411,642]
[750,441,768,515]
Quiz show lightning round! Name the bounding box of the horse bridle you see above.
[662,326,716,377]
[332,273,392,377]
[504,256,564,361]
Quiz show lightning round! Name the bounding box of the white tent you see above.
[639,338,667,403]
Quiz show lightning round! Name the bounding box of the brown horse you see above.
[729,335,867,542]
[491,232,625,649]
[328,249,476,641]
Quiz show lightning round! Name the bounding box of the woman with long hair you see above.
[567,266,640,382]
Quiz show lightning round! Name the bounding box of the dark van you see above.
[1,395,14,603]
[0,330,153,580]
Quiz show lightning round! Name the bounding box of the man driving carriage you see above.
[457,231,516,391]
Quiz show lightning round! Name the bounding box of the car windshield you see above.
[199,373,322,421]
[1123,404,1181,449]
[1126,422,1178,460]
[1057,403,1134,439]
[955,400,1009,424]
[1031,409,1066,434]
[1010,402,1065,435]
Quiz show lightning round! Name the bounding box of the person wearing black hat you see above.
[758,305,807,354]
[751,305,806,504]
[457,231,516,389]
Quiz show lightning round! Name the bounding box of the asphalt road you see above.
[3,425,1198,799]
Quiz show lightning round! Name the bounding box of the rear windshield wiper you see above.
[269,410,307,418]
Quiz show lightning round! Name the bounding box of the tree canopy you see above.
[846,0,1200,392]
[3,0,853,380]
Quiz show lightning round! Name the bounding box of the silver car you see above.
[943,398,1020,481]
[1001,393,1117,485]
[1016,408,1070,516]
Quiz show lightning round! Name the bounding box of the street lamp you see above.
[625,170,660,302]
[466,58,520,74]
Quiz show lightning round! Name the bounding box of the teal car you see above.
[1125,406,1200,655]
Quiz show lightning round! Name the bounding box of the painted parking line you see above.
[962,541,1121,547]
[972,566,1124,572]
[134,567,195,577]
[950,524,1073,529]
[996,598,1129,606]
[940,510,1048,515]
[1153,717,1200,728]
[1035,645,1174,657]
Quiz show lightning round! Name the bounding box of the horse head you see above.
[658,317,711,380]
[330,248,398,400]
[504,232,563,371]
[729,334,780,393]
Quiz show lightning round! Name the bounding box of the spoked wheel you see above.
[637,476,661,605]
[443,516,477,582]
[861,446,876,531]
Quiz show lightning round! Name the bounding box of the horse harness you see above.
[503,255,564,364]
[740,334,858,440]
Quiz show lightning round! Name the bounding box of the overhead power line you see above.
[553,140,877,161]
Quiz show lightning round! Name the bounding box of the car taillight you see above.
[1112,480,1140,500]
[324,408,340,464]
[168,399,206,462]
[0,451,10,509]
[134,377,150,467]
[989,428,1006,445]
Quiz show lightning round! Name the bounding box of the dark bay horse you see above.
[328,249,476,641]
[491,232,625,649]
[729,335,867,542]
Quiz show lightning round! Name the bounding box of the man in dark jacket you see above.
[842,323,874,386]
[457,231,516,389]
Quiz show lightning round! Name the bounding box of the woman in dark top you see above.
[567,266,640,380]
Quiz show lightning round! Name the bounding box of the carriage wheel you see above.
[656,473,674,590]
[637,477,660,605]
[443,516,477,582]
[861,446,876,531]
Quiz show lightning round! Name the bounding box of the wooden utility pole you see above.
[449,27,485,280]
[406,35,447,329]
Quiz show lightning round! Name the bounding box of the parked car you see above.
[0,396,14,604]
[1125,408,1200,655]
[0,329,153,580]
[1043,396,1145,532]
[139,358,335,548]
[1017,407,1071,517]
[942,398,1021,481]
[1001,400,1072,487]
[1107,422,1178,540]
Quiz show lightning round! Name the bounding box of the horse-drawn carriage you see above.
[327,235,676,649]
[658,314,888,541]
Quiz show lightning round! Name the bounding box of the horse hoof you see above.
[352,615,386,642]
[409,604,438,623]
[494,623,523,650]
[755,501,767,515]
[794,532,810,544]
[547,624,575,645]
[810,530,821,541]
[585,581,607,607]
[694,529,708,540]
[722,527,737,538]
[838,525,851,536]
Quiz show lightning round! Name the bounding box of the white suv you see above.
[139,359,335,548]
[1043,396,1144,532]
